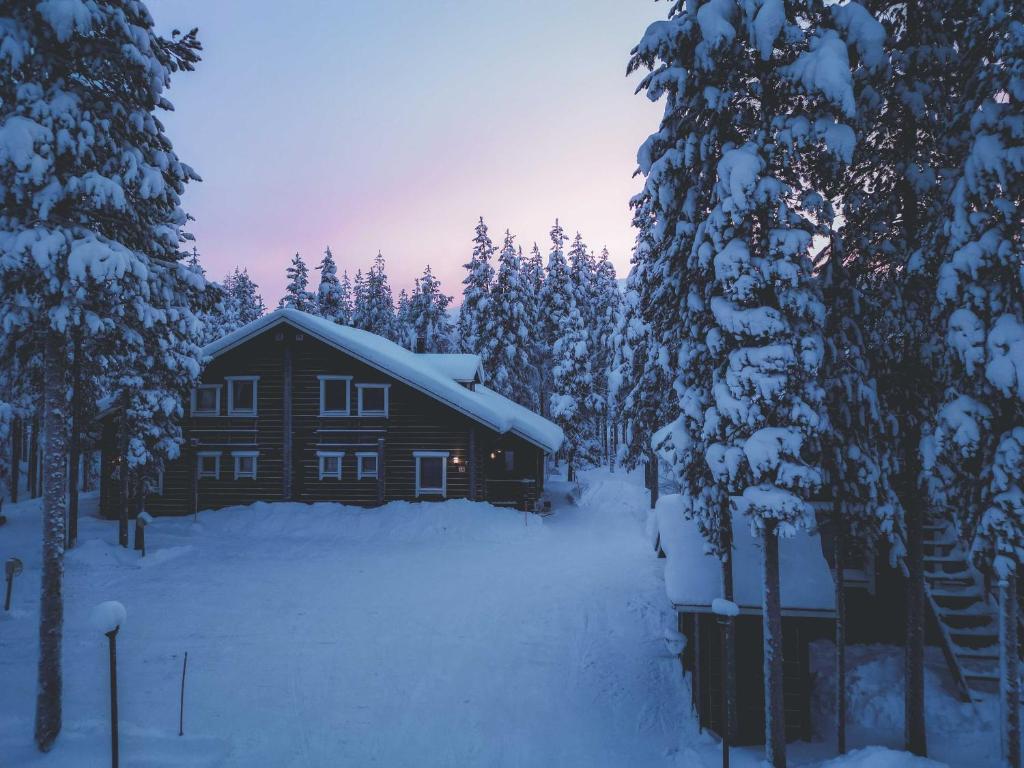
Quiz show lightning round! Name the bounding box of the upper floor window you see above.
[357,384,390,417]
[319,376,352,416]
[191,384,221,416]
[226,376,259,417]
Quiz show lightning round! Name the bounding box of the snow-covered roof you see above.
[655,494,835,616]
[203,309,563,454]
[419,353,485,384]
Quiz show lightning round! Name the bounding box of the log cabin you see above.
[98,308,563,518]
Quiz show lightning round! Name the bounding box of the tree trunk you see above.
[720,511,737,744]
[835,518,847,754]
[763,521,786,768]
[29,413,40,498]
[35,330,68,751]
[118,402,129,548]
[67,333,82,549]
[904,490,927,756]
[1000,567,1021,768]
[10,416,21,503]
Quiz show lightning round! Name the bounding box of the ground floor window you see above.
[233,451,259,480]
[414,451,448,497]
[357,452,378,480]
[197,451,221,480]
[318,451,345,480]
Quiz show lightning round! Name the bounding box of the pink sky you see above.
[148,0,662,305]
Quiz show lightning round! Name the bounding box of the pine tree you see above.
[316,247,349,323]
[481,232,536,408]
[223,267,267,328]
[458,217,495,356]
[0,4,207,750]
[591,247,619,463]
[567,232,596,328]
[337,271,354,325]
[353,252,400,341]
[279,252,316,313]
[549,297,601,479]
[406,265,453,353]
[537,220,573,418]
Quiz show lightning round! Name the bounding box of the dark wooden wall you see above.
[101,322,546,517]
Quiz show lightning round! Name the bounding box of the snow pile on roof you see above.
[655,493,835,613]
[419,353,484,383]
[204,309,563,453]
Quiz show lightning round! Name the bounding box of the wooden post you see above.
[762,521,786,768]
[720,512,737,744]
[9,417,21,503]
[118,406,129,548]
[835,517,847,754]
[376,438,385,505]
[282,339,294,501]
[905,491,927,756]
[1001,568,1021,768]
[649,453,659,510]
[28,413,39,498]
[106,627,119,768]
[67,333,82,549]
[468,427,477,501]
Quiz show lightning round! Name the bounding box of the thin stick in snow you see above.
[179,652,188,736]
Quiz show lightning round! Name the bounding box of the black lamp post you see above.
[712,598,739,768]
[4,557,22,611]
[134,511,153,557]
[91,601,127,768]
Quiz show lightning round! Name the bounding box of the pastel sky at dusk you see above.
[147,1,662,306]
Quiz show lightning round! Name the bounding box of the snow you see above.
[781,30,856,117]
[750,0,785,61]
[711,598,739,617]
[418,353,484,383]
[0,472,692,767]
[830,2,886,71]
[204,309,563,454]
[89,601,126,634]
[654,494,834,613]
[697,0,738,48]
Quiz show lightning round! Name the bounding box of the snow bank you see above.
[203,309,563,453]
[816,747,946,768]
[655,494,834,612]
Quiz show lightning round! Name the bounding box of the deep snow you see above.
[0,469,997,766]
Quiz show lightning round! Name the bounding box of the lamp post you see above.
[91,601,127,768]
[712,598,739,768]
[134,511,154,557]
[4,557,23,611]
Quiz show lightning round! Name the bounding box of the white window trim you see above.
[319,375,353,417]
[225,376,260,417]
[196,451,222,480]
[190,384,222,416]
[232,450,259,480]
[356,383,391,417]
[356,451,379,480]
[153,467,164,496]
[414,450,449,497]
[317,450,345,480]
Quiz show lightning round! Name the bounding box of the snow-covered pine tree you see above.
[223,267,267,328]
[406,266,453,353]
[337,270,354,325]
[921,3,1024,761]
[567,232,596,328]
[591,247,619,463]
[549,297,601,479]
[396,288,411,347]
[525,242,545,297]
[537,220,573,418]
[480,232,536,408]
[457,217,495,356]
[316,247,349,323]
[0,2,209,750]
[353,252,400,341]
[279,252,316,313]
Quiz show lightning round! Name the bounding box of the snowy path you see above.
[0,470,693,767]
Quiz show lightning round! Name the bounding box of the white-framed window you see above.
[317,451,345,480]
[356,451,379,480]
[319,376,352,416]
[226,376,259,417]
[357,383,390,417]
[196,451,221,480]
[414,450,449,497]
[191,384,222,416]
[232,451,259,480]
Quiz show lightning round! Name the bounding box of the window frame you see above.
[232,450,259,480]
[356,383,390,417]
[317,450,345,480]
[196,451,222,480]
[225,376,260,417]
[190,384,222,416]
[356,451,379,480]
[319,375,353,417]
[414,450,449,497]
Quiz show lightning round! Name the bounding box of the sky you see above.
[147,0,663,306]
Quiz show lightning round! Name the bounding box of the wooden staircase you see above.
[920,519,1000,701]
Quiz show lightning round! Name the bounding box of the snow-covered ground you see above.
[0,470,996,766]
